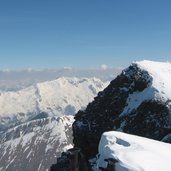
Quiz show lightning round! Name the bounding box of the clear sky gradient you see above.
[0,0,171,69]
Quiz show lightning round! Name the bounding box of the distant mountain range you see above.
[0,77,108,131]
[0,67,121,91]
[0,77,107,171]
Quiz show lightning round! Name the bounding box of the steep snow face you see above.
[0,116,74,171]
[37,77,107,116]
[0,77,108,129]
[121,60,171,116]
[136,60,171,101]
[96,131,171,171]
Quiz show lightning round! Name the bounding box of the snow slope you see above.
[121,60,171,116]
[0,77,108,129]
[137,60,171,99]
[97,131,171,171]
[0,116,74,171]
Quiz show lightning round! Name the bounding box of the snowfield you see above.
[97,131,171,171]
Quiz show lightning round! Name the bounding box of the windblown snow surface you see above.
[121,60,171,116]
[96,131,171,171]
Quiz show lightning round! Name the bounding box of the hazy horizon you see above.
[0,66,122,91]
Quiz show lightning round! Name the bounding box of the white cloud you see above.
[100,64,108,70]
[63,67,72,70]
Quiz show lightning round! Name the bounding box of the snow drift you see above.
[97,131,171,171]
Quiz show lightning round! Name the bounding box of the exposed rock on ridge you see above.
[51,61,171,170]
[73,61,171,161]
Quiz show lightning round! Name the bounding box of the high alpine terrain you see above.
[0,77,108,131]
[53,60,171,171]
[0,77,108,171]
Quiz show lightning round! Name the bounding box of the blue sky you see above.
[0,0,171,69]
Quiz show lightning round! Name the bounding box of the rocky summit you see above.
[52,60,171,170]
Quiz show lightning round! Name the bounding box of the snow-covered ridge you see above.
[97,131,171,171]
[121,60,171,116]
[136,60,171,100]
[0,115,74,171]
[0,77,108,129]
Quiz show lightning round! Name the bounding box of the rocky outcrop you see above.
[73,62,171,162]
[51,61,171,170]
[120,101,171,140]
[73,63,156,159]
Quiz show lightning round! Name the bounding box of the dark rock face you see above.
[52,63,171,170]
[72,63,171,161]
[50,148,90,171]
[50,151,71,171]
[73,64,154,159]
[121,101,171,140]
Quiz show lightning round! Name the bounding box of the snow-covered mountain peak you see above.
[0,77,108,130]
[120,60,171,117]
[135,60,171,100]
[135,59,171,69]
[70,60,171,166]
